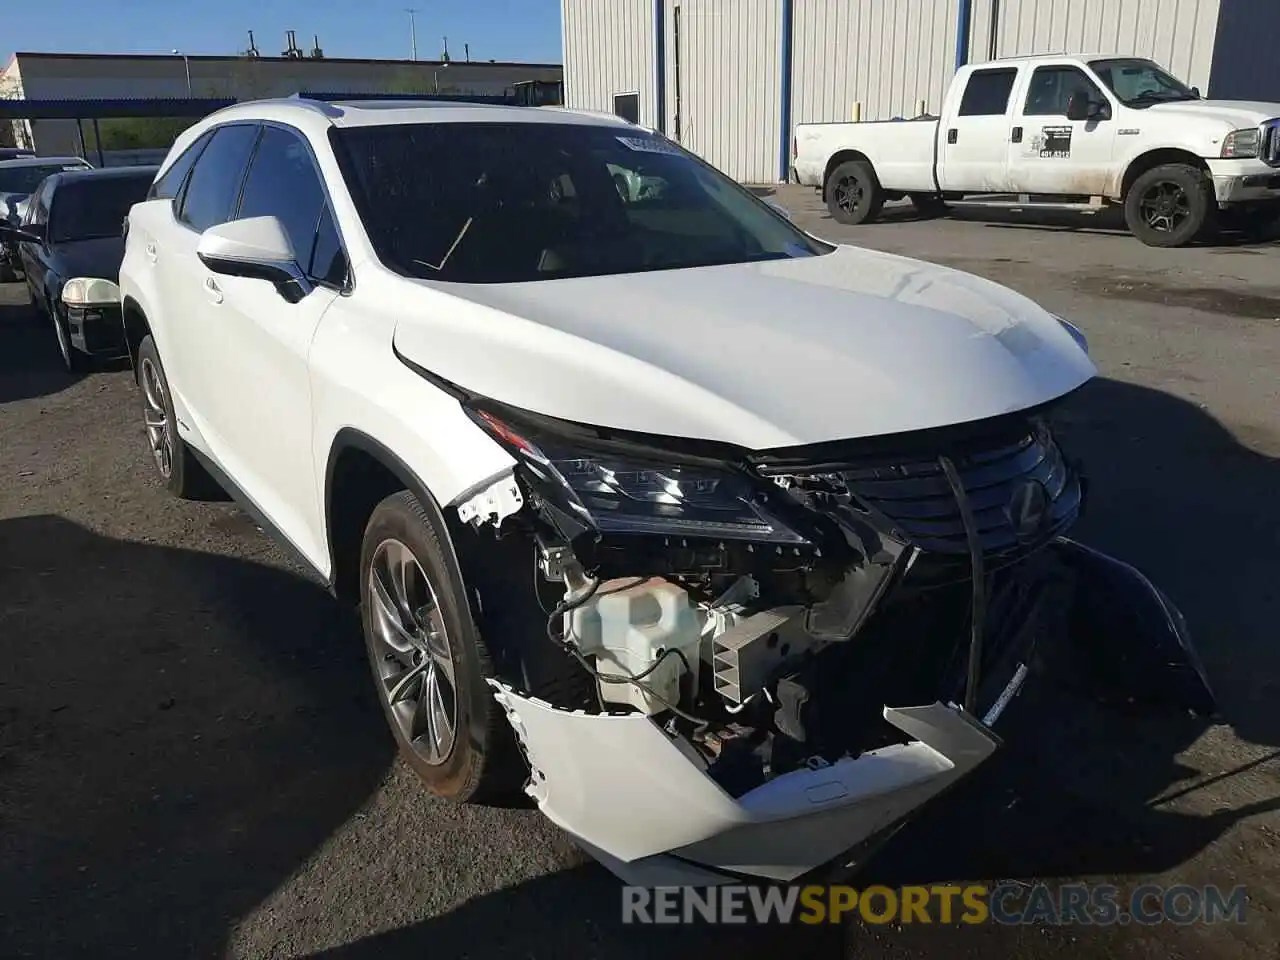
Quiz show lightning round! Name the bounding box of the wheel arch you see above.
[822,149,876,199]
[121,295,152,377]
[324,428,470,608]
[1118,148,1210,200]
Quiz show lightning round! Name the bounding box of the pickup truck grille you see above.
[1261,119,1280,167]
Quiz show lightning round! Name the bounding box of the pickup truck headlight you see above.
[465,406,810,544]
[1221,128,1259,159]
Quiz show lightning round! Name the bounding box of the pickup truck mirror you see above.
[196,216,309,304]
[1066,94,1091,122]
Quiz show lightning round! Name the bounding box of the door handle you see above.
[947,128,958,144]
[204,276,223,304]
[144,242,158,263]
[1011,126,1023,143]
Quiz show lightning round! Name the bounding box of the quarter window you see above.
[149,130,213,201]
[234,125,328,265]
[1024,66,1107,116]
[958,69,1017,116]
[178,123,260,233]
[309,206,348,287]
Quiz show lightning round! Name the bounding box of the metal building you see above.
[561,0,1280,183]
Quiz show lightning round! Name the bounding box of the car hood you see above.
[1145,99,1280,128]
[49,236,126,280]
[390,245,1097,449]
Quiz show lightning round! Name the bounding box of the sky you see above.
[5,0,565,64]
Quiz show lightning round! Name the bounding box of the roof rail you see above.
[293,90,518,106]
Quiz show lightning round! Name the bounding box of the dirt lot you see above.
[2,197,1279,959]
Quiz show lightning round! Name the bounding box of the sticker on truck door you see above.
[1034,126,1072,159]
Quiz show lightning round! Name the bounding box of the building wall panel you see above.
[972,0,1222,92]
[669,0,783,183]
[561,0,657,125]
[791,0,958,124]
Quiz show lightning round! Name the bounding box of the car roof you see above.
[50,165,159,184]
[189,97,641,139]
[0,155,92,168]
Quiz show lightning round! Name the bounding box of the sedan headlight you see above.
[466,407,810,544]
[62,277,121,307]
[1221,128,1259,159]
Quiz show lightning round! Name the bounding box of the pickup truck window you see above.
[330,122,831,283]
[958,68,1017,116]
[1088,58,1198,107]
[1023,66,1107,117]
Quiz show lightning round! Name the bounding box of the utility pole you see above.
[406,8,418,61]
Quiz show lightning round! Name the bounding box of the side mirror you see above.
[196,217,308,304]
[765,199,792,220]
[62,276,121,308]
[1066,93,1091,122]
[1,222,43,244]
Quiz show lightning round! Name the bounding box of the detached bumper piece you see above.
[490,681,1003,886]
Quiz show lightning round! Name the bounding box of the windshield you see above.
[330,122,831,283]
[48,174,153,242]
[0,162,88,196]
[1088,58,1198,106]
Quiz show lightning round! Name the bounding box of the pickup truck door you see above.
[1006,63,1118,196]
[938,65,1020,193]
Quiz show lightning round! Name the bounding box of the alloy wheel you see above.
[1139,180,1191,234]
[139,357,173,478]
[367,538,458,766]
[834,175,865,214]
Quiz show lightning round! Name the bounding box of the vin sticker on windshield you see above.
[616,136,683,155]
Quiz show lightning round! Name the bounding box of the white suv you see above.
[111,96,1214,885]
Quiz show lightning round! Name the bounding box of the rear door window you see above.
[149,130,213,201]
[958,68,1018,116]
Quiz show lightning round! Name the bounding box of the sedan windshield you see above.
[48,174,153,242]
[330,122,831,283]
[0,162,88,196]
[1088,58,1198,106]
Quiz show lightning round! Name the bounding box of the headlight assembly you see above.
[466,407,810,545]
[1222,128,1259,159]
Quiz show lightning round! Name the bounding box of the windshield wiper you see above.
[1127,91,1196,105]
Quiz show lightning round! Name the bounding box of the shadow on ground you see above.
[2,376,1277,959]
[0,515,393,959]
[0,284,88,403]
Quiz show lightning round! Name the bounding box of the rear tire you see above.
[135,335,217,499]
[825,159,884,225]
[1123,163,1213,248]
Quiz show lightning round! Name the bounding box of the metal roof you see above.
[0,97,237,120]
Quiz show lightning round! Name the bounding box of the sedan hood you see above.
[50,236,125,280]
[391,245,1096,449]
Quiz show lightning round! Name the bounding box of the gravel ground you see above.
[2,196,1279,959]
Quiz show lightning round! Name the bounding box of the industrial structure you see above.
[2,43,562,155]
[561,0,1280,183]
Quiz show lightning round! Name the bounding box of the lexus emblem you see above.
[1006,479,1049,542]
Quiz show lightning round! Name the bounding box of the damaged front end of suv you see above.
[445,386,1217,886]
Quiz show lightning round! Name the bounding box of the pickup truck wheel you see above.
[135,335,217,499]
[359,491,526,804]
[1124,164,1213,248]
[826,160,884,225]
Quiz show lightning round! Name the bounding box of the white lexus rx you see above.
[100,96,1214,886]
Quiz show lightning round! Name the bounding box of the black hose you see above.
[939,455,985,714]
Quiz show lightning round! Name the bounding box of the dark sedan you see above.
[3,165,157,372]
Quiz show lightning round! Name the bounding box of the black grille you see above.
[838,428,1079,556]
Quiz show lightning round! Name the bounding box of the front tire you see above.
[1124,164,1213,248]
[825,159,884,225]
[135,335,215,499]
[359,491,523,803]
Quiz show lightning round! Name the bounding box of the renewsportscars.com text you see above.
[622,883,1248,926]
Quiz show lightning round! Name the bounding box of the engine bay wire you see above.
[938,455,985,715]
[544,578,713,730]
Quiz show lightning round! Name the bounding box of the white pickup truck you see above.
[793,53,1280,247]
